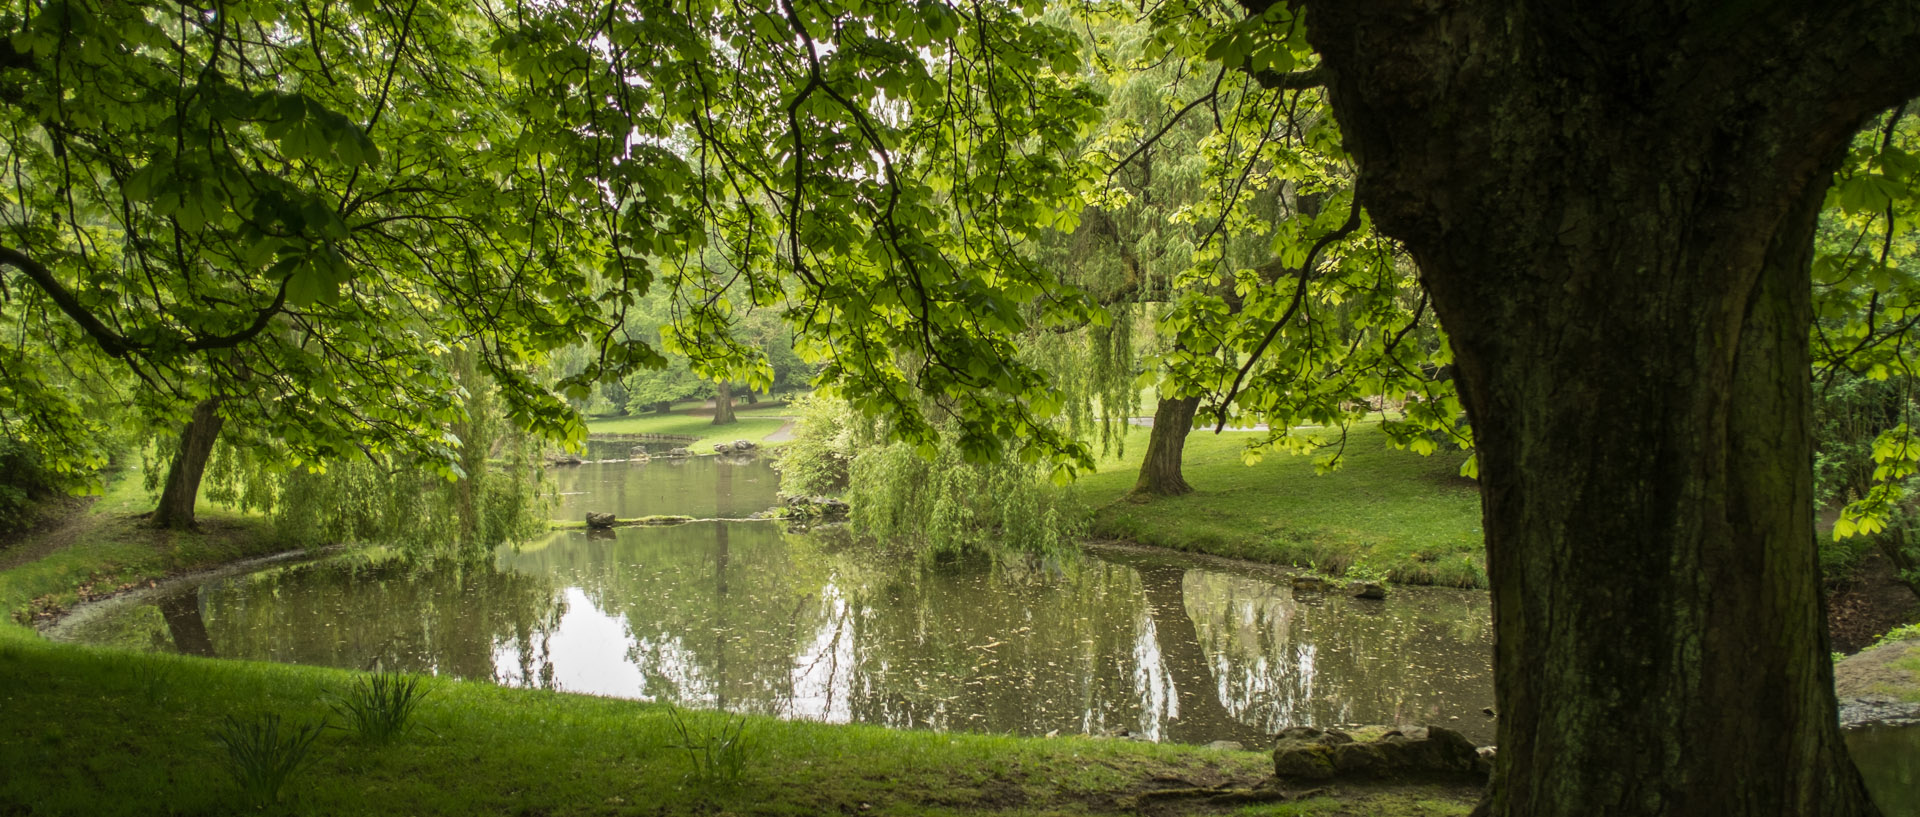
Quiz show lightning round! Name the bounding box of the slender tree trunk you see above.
[1294,2,1920,813]
[743,387,758,405]
[152,398,223,531]
[712,381,737,425]
[1131,395,1200,498]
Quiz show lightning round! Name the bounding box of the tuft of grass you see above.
[327,669,431,744]
[212,712,325,810]
[666,706,753,789]
[1075,423,1486,588]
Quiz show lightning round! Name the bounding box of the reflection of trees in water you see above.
[832,555,1154,737]
[1182,571,1495,742]
[194,556,564,680]
[132,526,1494,746]
[502,523,829,710]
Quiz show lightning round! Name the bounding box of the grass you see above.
[327,669,433,744]
[586,401,793,452]
[0,513,295,636]
[212,712,326,809]
[0,631,1482,816]
[1073,423,1487,588]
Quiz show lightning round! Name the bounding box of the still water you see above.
[51,448,1916,812]
[63,523,1497,745]
[550,447,778,521]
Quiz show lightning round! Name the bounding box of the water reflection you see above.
[550,451,779,521]
[72,522,1499,745]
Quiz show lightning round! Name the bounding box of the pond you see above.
[549,446,778,521]
[48,448,1919,812]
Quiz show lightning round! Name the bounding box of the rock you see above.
[1475,745,1497,775]
[1381,725,1480,775]
[1271,742,1336,779]
[1271,726,1352,780]
[664,447,692,458]
[713,443,732,453]
[1332,741,1390,776]
[628,446,651,462]
[585,512,617,528]
[1204,740,1245,752]
[550,454,583,466]
[731,440,756,451]
[1352,581,1388,599]
[1291,575,1329,592]
[1274,724,1483,782]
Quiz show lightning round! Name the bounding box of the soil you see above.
[1828,548,1920,654]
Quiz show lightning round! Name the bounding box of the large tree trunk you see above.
[712,382,737,425]
[1131,395,1200,498]
[152,398,223,531]
[1293,2,1920,814]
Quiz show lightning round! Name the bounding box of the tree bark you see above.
[712,382,737,425]
[1290,1,1920,814]
[152,398,223,531]
[1131,395,1200,498]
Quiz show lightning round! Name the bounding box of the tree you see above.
[537,0,1911,812]
[1253,0,1920,813]
[0,0,666,528]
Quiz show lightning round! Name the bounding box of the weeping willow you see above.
[775,392,1087,561]
[196,353,549,556]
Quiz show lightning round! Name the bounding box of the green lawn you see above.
[1073,423,1487,588]
[587,401,794,452]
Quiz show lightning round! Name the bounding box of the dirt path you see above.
[0,497,104,572]
[764,418,799,443]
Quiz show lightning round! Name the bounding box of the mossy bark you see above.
[152,398,223,531]
[1293,0,1920,813]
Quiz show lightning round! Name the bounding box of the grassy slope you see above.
[1074,423,1487,587]
[587,401,794,452]
[0,506,1477,817]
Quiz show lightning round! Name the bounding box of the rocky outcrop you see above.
[1351,581,1388,600]
[1271,725,1485,781]
[585,512,616,528]
[628,447,651,462]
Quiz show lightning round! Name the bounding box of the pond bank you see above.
[0,509,1483,817]
[1074,425,1488,589]
[1837,635,1920,727]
